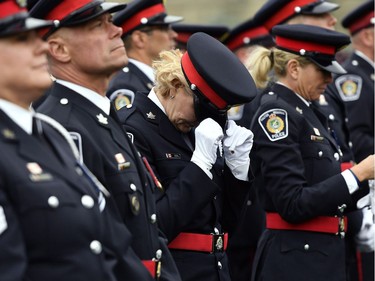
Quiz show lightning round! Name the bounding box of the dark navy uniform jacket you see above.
[107,62,154,109]
[117,91,250,281]
[37,82,181,281]
[327,52,374,162]
[249,83,365,281]
[0,109,152,281]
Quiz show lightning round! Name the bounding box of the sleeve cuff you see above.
[342,169,359,194]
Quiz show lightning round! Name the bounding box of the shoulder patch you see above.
[109,89,135,110]
[335,74,362,102]
[69,132,83,163]
[258,108,288,142]
[127,132,134,143]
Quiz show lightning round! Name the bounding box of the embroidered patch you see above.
[109,89,135,110]
[335,75,362,102]
[258,108,288,142]
[69,132,83,163]
[0,206,7,235]
[227,105,244,121]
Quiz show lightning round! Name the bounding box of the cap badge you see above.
[16,0,27,8]
[96,113,108,125]
[146,111,156,120]
[258,108,288,142]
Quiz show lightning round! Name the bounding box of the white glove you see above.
[223,120,254,181]
[191,118,224,179]
[355,207,375,253]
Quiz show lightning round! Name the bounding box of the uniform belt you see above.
[168,232,228,253]
[341,161,354,172]
[266,213,347,236]
[142,260,161,279]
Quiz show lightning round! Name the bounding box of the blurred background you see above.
[115,0,368,34]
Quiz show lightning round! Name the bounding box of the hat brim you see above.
[311,59,347,74]
[25,17,54,31]
[0,13,53,37]
[148,14,183,26]
[302,2,339,15]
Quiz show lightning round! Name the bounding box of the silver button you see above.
[334,152,339,161]
[140,17,148,24]
[75,166,83,176]
[217,261,223,269]
[123,67,129,73]
[48,196,59,208]
[90,240,102,255]
[247,200,252,206]
[294,6,301,13]
[348,141,353,148]
[60,98,68,105]
[81,195,95,209]
[190,84,197,90]
[318,151,323,157]
[329,114,335,121]
[130,183,137,191]
[352,60,358,66]
[299,49,306,55]
[126,104,132,108]
[214,227,220,235]
[156,249,162,259]
[243,37,250,44]
[268,91,274,95]
[53,20,60,27]
[304,244,310,251]
[150,214,157,224]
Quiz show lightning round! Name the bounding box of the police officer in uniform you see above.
[117,32,257,281]
[246,24,375,281]
[107,0,182,110]
[30,1,182,280]
[0,1,153,280]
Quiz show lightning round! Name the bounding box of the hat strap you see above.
[276,36,335,55]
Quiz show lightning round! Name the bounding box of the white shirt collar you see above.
[128,58,155,82]
[56,79,111,115]
[148,88,166,114]
[354,50,375,68]
[0,99,34,134]
[277,81,310,107]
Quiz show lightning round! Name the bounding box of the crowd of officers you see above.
[0,0,374,281]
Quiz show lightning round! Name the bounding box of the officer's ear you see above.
[170,78,183,90]
[47,32,71,63]
[131,30,148,49]
[288,59,299,80]
[361,27,374,48]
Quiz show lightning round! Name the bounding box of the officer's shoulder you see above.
[116,103,138,122]
[37,95,73,123]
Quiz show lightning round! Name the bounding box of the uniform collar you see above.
[148,88,166,114]
[277,81,310,107]
[128,58,155,82]
[56,79,111,115]
[354,50,375,68]
[0,99,34,134]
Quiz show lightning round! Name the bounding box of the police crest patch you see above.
[335,74,362,102]
[258,109,288,141]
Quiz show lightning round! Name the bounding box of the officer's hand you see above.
[351,154,375,182]
[223,120,253,181]
[355,207,375,253]
[191,118,224,179]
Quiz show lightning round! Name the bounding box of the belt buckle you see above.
[337,216,345,239]
[212,234,225,253]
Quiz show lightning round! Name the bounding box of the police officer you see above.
[107,0,182,110]
[117,32,257,281]
[246,24,375,281]
[171,23,229,52]
[0,1,153,280]
[326,2,375,280]
[29,0,182,280]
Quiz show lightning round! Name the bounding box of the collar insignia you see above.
[146,111,156,120]
[96,113,108,124]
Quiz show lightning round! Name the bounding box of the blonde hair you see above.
[152,49,189,97]
[245,46,311,89]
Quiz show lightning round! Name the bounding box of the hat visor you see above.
[100,2,127,14]
[25,17,54,31]
[164,15,184,25]
[312,59,347,74]
[303,2,339,15]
